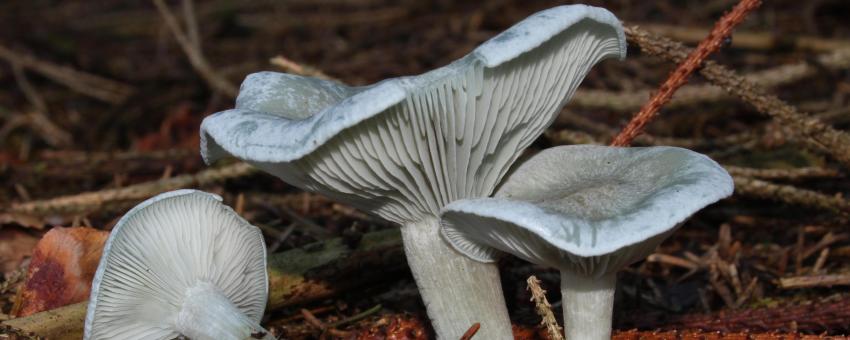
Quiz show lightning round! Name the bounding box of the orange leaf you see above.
[14,227,108,317]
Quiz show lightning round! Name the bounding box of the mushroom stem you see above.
[401,217,512,339]
[560,271,616,340]
[175,281,273,340]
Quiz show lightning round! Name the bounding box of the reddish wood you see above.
[610,0,762,146]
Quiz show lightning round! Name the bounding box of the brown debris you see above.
[351,314,429,340]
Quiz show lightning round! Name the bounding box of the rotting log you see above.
[2,228,405,338]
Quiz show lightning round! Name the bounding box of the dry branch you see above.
[152,0,238,98]
[0,45,134,104]
[733,176,850,215]
[270,55,338,82]
[4,163,256,218]
[779,273,850,289]
[548,124,758,149]
[611,0,762,146]
[641,23,850,52]
[624,26,850,168]
[573,46,850,111]
[2,228,406,338]
[725,166,842,181]
[37,148,194,165]
[8,64,72,148]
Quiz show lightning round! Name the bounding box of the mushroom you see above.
[440,145,734,339]
[84,190,271,340]
[200,5,626,338]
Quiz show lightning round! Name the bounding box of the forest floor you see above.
[1,0,850,339]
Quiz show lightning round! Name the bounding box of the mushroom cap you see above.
[440,145,733,276]
[84,190,268,340]
[201,5,626,224]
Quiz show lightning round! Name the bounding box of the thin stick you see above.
[611,0,762,146]
[459,323,481,340]
[733,176,850,216]
[326,305,382,329]
[526,275,564,340]
[9,64,72,148]
[269,55,338,82]
[779,273,850,289]
[724,166,842,181]
[181,0,201,50]
[152,0,237,98]
[639,23,850,52]
[0,45,134,104]
[4,163,256,217]
[573,47,850,112]
[624,27,850,168]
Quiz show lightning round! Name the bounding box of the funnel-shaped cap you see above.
[441,145,733,277]
[201,5,627,224]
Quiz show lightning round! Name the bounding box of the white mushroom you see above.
[440,145,734,340]
[200,5,626,338]
[84,190,270,340]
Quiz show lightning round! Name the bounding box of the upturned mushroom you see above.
[84,190,271,340]
[200,5,626,338]
[440,145,734,340]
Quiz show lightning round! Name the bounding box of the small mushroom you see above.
[201,5,626,338]
[84,190,271,340]
[440,145,733,339]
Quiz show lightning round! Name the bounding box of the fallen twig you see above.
[37,148,194,165]
[0,44,134,104]
[327,305,383,329]
[779,273,850,289]
[573,46,850,112]
[725,166,842,181]
[459,322,480,340]
[548,124,758,149]
[152,0,238,98]
[270,55,338,82]
[611,0,762,146]
[624,26,850,168]
[9,64,72,148]
[732,176,850,216]
[640,23,850,52]
[4,162,256,219]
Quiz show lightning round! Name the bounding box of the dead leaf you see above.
[13,226,108,317]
